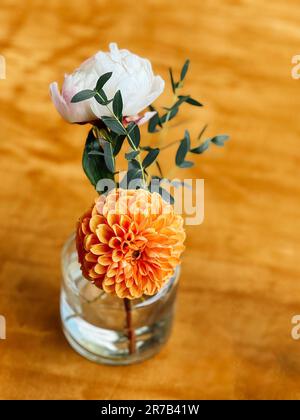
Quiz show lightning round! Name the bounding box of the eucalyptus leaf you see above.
[185,97,203,107]
[143,148,160,169]
[125,150,140,160]
[95,72,113,91]
[95,90,112,106]
[190,139,210,154]
[88,151,104,156]
[160,107,179,124]
[197,124,208,141]
[127,122,140,148]
[113,135,126,156]
[128,159,141,171]
[176,130,191,166]
[71,90,96,103]
[211,135,230,146]
[169,68,176,94]
[178,160,194,168]
[103,141,115,173]
[82,129,114,189]
[173,95,191,108]
[148,113,161,133]
[101,116,127,135]
[191,135,230,154]
[113,90,123,120]
[180,59,190,81]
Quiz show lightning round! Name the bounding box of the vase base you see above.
[61,322,167,366]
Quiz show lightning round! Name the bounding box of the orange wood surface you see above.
[1,0,300,400]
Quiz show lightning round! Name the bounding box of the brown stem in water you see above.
[124,298,136,355]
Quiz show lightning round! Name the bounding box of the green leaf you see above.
[71,90,96,103]
[88,151,104,156]
[101,116,127,135]
[178,160,194,168]
[180,59,190,81]
[166,95,203,109]
[140,146,152,152]
[190,135,230,154]
[169,68,176,94]
[176,130,191,166]
[113,90,123,120]
[95,90,112,106]
[113,135,126,156]
[148,113,161,133]
[125,150,140,160]
[190,140,210,154]
[128,159,141,171]
[143,148,160,169]
[185,97,203,107]
[95,72,113,91]
[172,95,190,109]
[160,107,179,124]
[197,124,208,141]
[127,122,140,148]
[211,135,230,146]
[103,141,115,173]
[82,129,114,189]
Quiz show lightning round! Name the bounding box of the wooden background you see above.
[1,0,300,400]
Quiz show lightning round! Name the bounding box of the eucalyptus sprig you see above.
[72,72,148,189]
[71,60,230,203]
[147,60,203,134]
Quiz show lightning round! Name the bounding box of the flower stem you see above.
[124,298,136,355]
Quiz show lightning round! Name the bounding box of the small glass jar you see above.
[60,234,180,365]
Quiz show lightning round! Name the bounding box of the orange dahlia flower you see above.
[76,188,185,299]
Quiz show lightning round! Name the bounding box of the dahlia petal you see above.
[112,224,126,237]
[90,215,106,232]
[90,243,110,255]
[109,237,122,249]
[125,277,134,288]
[103,282,115,293]
[82,219,92,236]
[96,224,114,244]
[89,268,101,279]
[112,249,123,262]
[84,234,98,251]
[85,252,98,262]
[98,255,112,266]
[120,215,131,230]
[107,212,120,227]
[94,264,107,275]
[103,277,115,286]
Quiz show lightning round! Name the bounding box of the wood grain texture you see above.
[0,0,300,400]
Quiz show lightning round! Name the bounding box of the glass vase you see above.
[60,234,180,365]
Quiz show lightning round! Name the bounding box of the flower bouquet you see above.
[51,43,229,365]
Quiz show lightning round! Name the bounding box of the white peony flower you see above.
[50,43,165,124]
